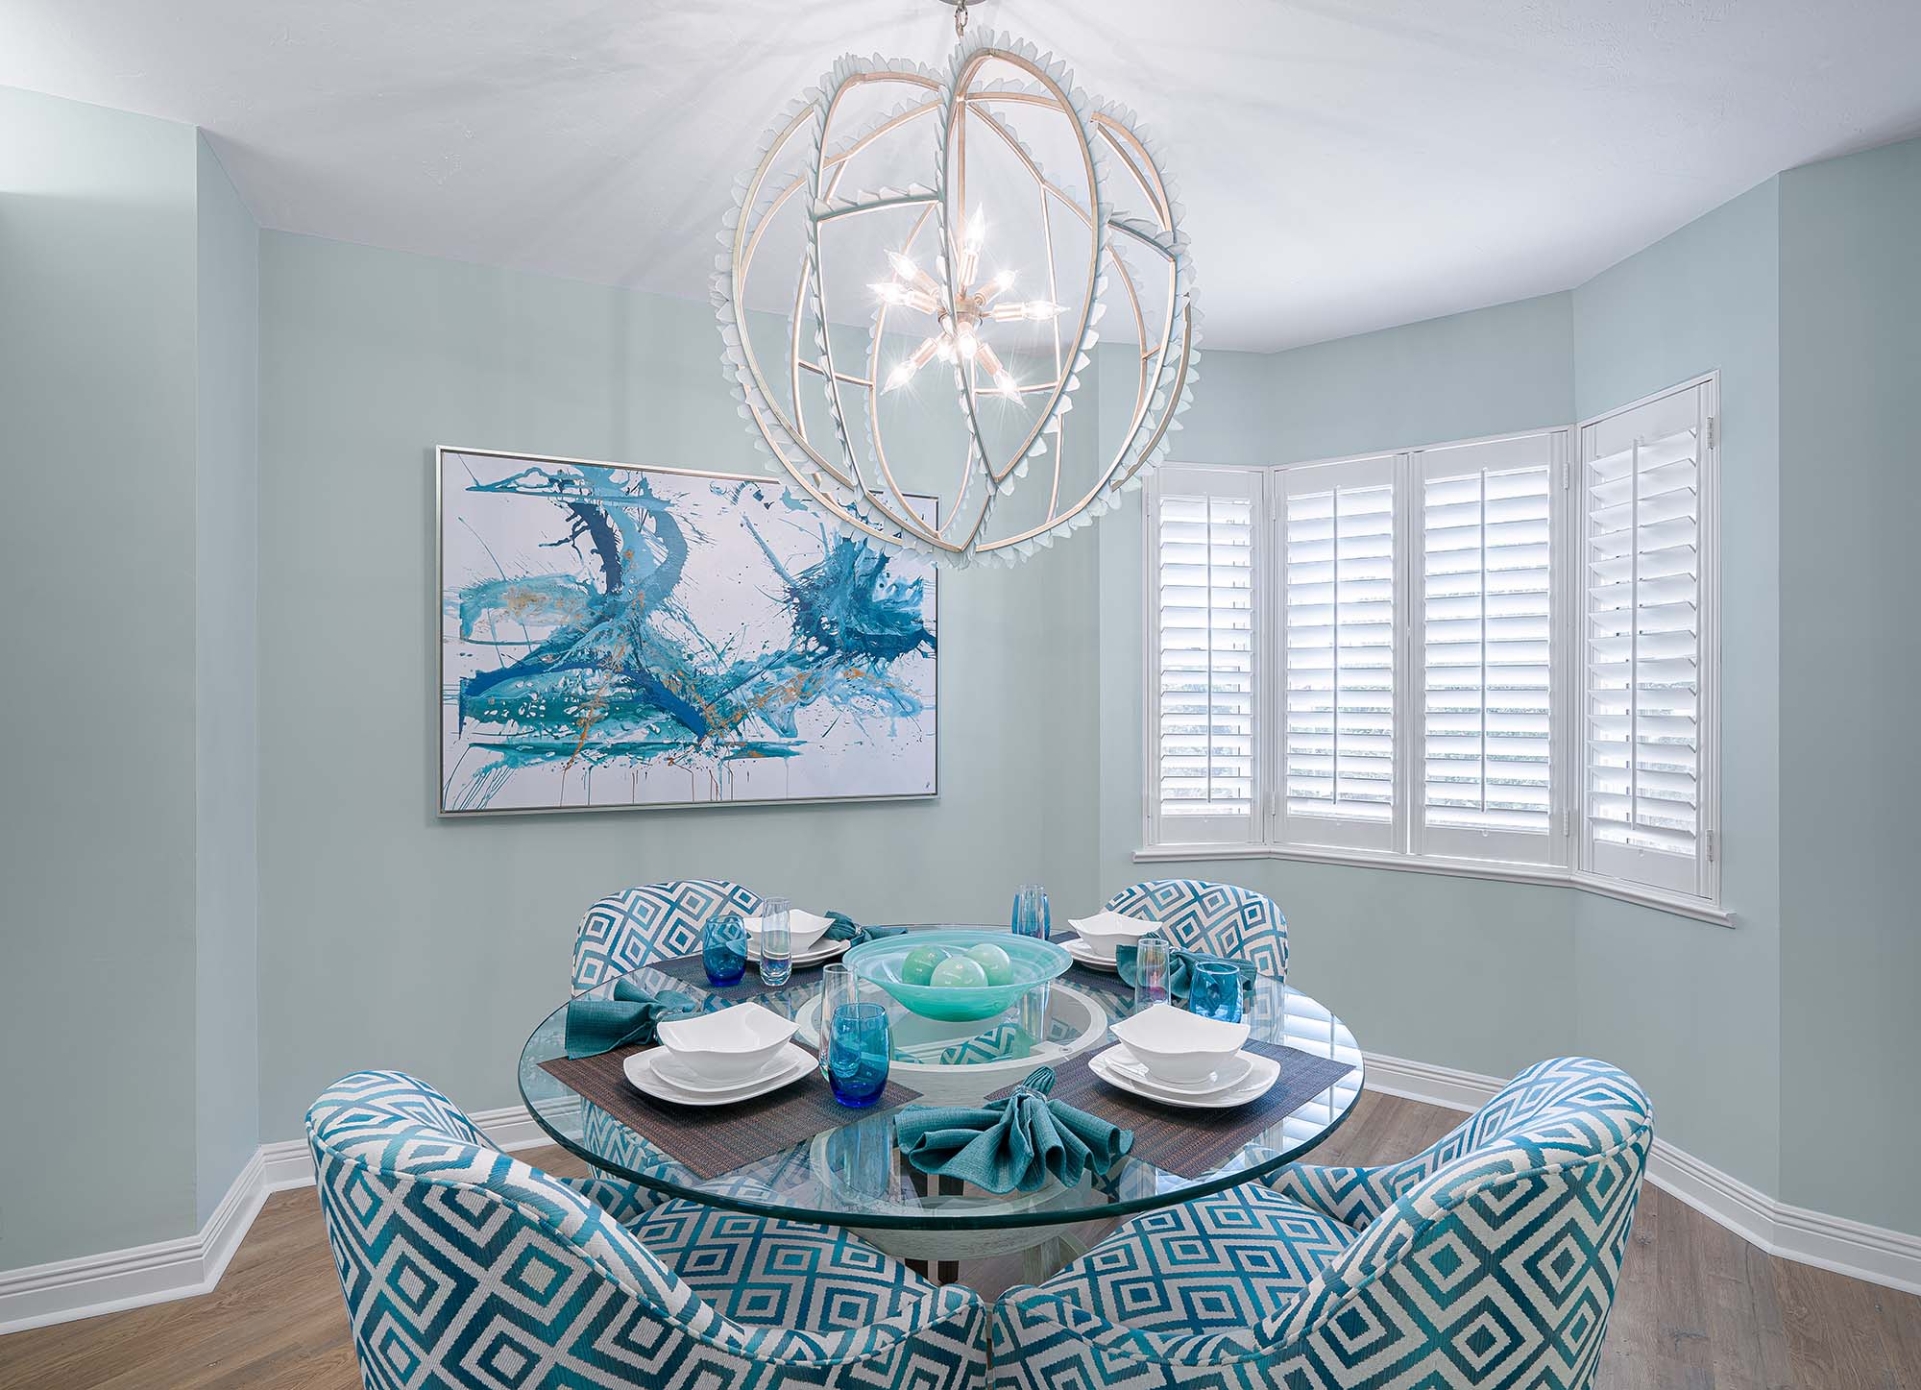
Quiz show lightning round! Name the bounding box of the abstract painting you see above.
[438,448,937,814]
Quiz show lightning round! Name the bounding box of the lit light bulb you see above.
[886,251,918,281]
[1022,300,1064,320]
[995,268,1016,291]
[975,344,1019,400]
[871,281,906,305]
[954,326,979,360]
[884,334,944,392]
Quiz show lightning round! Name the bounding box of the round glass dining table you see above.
[518,925,1362,1271]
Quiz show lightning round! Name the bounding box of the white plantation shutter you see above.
[1579,379,1718,900]
[1280,454,1398,851]
[1415,432,1566,865]
[1150,467,1260,844]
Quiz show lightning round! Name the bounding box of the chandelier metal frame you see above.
[713,13,1200,565]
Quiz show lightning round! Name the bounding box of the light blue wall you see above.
[1095,296,1587,1088]
[1778,137,1921,1236]
[253,233,1102,1142]
[1096,209,1789,1205]
[193,135,261,1227]
[1268,293,1575,462]
[0,90,203,1267]
[8,82,1918,1270]
[1569,178,1783,1198]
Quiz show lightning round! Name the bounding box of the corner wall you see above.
[1569,178,1783,1200]
[0,90,203,1268]
[193,135,261,1227]
[1778,137,1921,1237]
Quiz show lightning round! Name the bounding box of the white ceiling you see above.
[5,0,1919,352]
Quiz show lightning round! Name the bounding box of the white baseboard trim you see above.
[1361,1050,1921,1298]
[8,1062,1919,1337]
[0,1104,541,1336]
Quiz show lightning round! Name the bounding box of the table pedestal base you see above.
[854,1222,1096,1286]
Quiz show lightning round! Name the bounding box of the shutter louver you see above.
[1579,376,1715,902]
[1421,462,1554,836]
[1283,466,1395,844]
[1585,427,1699,853]
[1155,485,1256,830]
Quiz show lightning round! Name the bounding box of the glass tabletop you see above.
[518,926,1362,1232]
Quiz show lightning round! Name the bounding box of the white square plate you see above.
[1109,1002,1250,1083]
[742,908,834,952]
[625,1043,813,1107]
[1090,1044,1279,1110]
[1065,910,1161,960]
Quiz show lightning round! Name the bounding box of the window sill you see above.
[1132,841,1734,928]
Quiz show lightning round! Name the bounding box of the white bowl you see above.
[1108,1003,1250,1085]
[1067,909,1161,961]
[655,1002,800,1083]
[742,908,834,953]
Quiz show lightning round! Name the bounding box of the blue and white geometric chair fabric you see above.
[1104,879,1288,982]
[572,878,765,994]
[309,1071,988,1390]
[991,1057,1652,1389]
[571,880,771,1205]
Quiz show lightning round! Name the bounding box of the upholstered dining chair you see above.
[991,1056,1651,1389]
[309,1071,989,1390]
[1105,879,1288,981]
[572,878,765,994]
[570,879,769,1201]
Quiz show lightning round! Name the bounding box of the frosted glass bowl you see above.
[845,929,1072,1022]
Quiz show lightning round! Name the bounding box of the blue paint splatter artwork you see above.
[439,450,937,813]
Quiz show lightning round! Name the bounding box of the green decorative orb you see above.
[929,955,990,989]
[964,942,1015,986]
[901,944,951,987]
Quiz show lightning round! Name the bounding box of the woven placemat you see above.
[988,1041,1355,1178]
[539,1048,922,1182]
[1049,932,1136,997]
[646,951,830,1001]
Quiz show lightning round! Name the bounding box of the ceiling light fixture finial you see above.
[713,0,1200,565]
[935,0,988,39]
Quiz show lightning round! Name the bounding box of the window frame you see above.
[1142,464,1266,850]
[1572,373,1722,907]
[1271,451,1404,855]
[1409,430,1571,871]
[1139,384,1725,927]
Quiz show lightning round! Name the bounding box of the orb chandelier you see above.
[713,0,1200,565]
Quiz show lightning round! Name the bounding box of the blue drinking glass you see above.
[1010,883,1051,941]
[828,1002,892,1107]
[1188,959,1244,1023]
[702,913,748,988]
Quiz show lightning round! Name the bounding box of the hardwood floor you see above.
[3,1091,1915,1389]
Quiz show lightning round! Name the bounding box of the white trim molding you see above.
[1363,1050,1921,1298]
[0,1103,543,1336]
[1131,841,1737,927]
[6,1069,1918,1335]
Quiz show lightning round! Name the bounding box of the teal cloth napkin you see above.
[564,980,697,1058]
[1113,944,1256,1005]
[894,1067,1133,1195]
[824,911,911,947]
